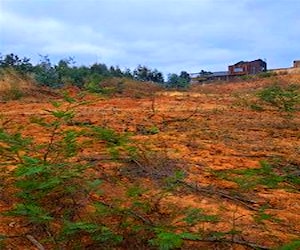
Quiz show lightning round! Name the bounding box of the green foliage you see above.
[0,53,192,90]
[126,185,148,198]
[277,240,300,250]
[232,161,283,189]
[0,53,33,74]
[2,87,24,101]
[1,96,266,249]
[167,73,190,89]
[84,73,106,93]
[63,221,99,235]
[146,126,160,135]
[138,125,160,135]
[149,231,184,250]
[0,53,136,89]
[91,126,129,147]
[133,65,164,83]
[182,208,219,225]
[258,83,300,112]
[92,227,123,244]
[213,160,299,191]
[179,71,191,83]
[90,125,135,159]
[254,206,282,223]
[0,129,32,161]
[240,74,254,81]
[257,71,277,78]
[0,99,96,245]
[8,203,53,224]
[34,55,60,87]
[250,103,264,111]
[164,170,186,190]
[1,98,150,248]
[149,230,201,250]
[62,221,123,246]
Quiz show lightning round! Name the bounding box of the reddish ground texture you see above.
[0,74,300,249]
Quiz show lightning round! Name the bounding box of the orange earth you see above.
[0,73,299,249]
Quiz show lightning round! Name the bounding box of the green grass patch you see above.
[212,160,300,191]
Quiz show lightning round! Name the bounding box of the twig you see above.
[147,95,156,119]
[180,181,259,211]
[186,237,271,250]
[26,234,45,250]
[161,105,200,125]
[131,158,144,169]
[96,200,154,226]
[125,209,154,226]
[130,159,259,211]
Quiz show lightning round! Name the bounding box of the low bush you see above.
[258,83,300,112]
[257,71,277,78]
[0,97,222,249]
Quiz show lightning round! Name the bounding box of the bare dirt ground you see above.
[0,75,299,249]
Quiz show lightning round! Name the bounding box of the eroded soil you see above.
[0,76,300,249]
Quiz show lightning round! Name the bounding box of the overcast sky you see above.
[0,0,299,75]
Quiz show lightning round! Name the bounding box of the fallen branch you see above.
[95,200,154,226]
[26,234,45,250]
[187,237,271,250]
[161,106,200,125]
[179,181,259,211]
[129,158,259,211]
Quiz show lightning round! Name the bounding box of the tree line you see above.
[0,53,191,89]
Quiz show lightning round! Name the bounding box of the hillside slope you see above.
[0,73,299,249]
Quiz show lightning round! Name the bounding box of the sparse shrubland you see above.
[257,83,300,112]
[0,53,300,249]
[0,53,169,90]
[0,97,245,249]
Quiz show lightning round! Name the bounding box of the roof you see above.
[211,71,229,77]
[189,72,213,78]
[232,59,265,66]
[189,71,229,78]
[233,61,245,66]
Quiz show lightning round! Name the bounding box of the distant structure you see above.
[293,60,300,68]
[190,59,267,83]
[189,71,229,82]
[228,59,267,76]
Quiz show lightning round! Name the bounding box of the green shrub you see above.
[258,83,300,112]
[257,71,277,78]
[2,87,24,101]
[1,96,278,249]
[213,160,299,191]
[0,97,102,247]
[240,74,254,81]
[250,103,264,111]
[277,239,300,250]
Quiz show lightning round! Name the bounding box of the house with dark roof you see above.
[228,59,267,76]
[190,59,267,83]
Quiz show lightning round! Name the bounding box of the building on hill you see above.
[190,71,230,83]
[228,59,267,76]
[190,59,267,83]
[293,60,300,68]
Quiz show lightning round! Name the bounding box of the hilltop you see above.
[0,70,300,250]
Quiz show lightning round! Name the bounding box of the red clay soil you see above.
[0,75,300,249]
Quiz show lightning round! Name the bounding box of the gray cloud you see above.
[1,0,299,75]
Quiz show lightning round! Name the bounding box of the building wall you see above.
[294,60,300,68]
[228,63,248,75]
[228,60,266,75]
